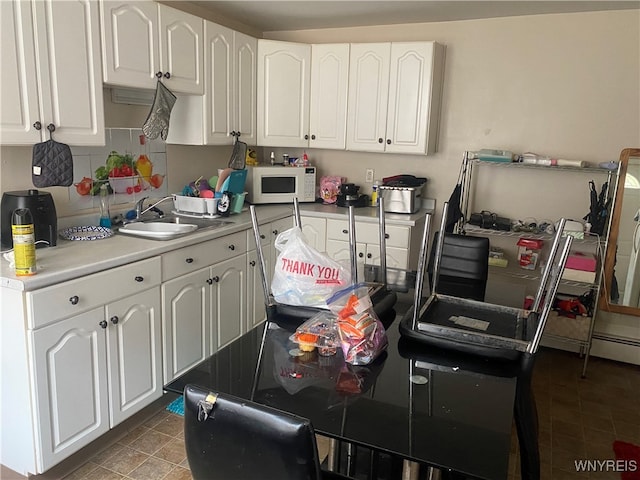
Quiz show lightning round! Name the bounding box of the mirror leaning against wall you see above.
[600,148,640,316]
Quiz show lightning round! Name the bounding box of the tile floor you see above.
[18,348,639,480]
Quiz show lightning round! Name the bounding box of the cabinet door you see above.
[158,4,204,95]
[326,239,364,280]
[234,31,258,145]
[161,268,211,383]
[385,42,434,154]
[32,0,104,146]
[247,250,267,331]
[0,0,41,144]
[212,256,246,350]
[100,1,159,90]
[105,288,162,427]
[31,308,109,472]
[257,40,311,147]
[203,21,234,144]
[269,217,294,276]
[309,44,349,150]
[346,43,390,153]
[301,215,327,252]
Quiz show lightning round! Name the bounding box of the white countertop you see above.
[1,202,433,292]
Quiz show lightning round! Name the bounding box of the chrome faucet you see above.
[135,196,174,220]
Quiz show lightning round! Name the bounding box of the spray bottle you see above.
[12,208,36,276]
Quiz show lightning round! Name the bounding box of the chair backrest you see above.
[184,384,322,480]
[428,232,489,301]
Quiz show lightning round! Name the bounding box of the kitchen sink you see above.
[118,214,233,240]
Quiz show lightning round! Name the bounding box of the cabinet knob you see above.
[33,121,42,130]
[342,229,348,234]
[47,123,55,134]
[99,320,108,329]
[69,295,79,305]
[185,258,194,263]
[386,139,391,145]
[110,316,119,325]
[206,278,213,285]
[311,134,316,140]
[228,244,235,251]
[134,276,144,282]
[212,276,220,283]
[358,252,364,258]
[385,233,390,239]
[260,234,265,240]
[378,138,383,143]
[304,134,309,140]
[156,71,163,78]
[164,72,171,79]
[367,253,372,258]
[250,260,256,266]
[272,230,278,235]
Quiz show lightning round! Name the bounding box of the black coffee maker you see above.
[337,183,369,207]
[1,190,57,248]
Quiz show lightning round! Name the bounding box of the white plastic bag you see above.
[272,227,350,308]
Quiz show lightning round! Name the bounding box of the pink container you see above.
[565,252,597,272]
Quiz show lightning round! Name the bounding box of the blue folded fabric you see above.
[166,395,184,416]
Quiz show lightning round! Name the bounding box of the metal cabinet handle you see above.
[69,295,79,305]
[342,229,348,234]
[164,72,171,79]
[228,244,235,251]
[206,278,213,285]
[186,258,194,263]
[249,260,256,266]
[386,139,391,145]
[134,276,143,282]
[110,316,119,325]
[272,230,278,235]
[212,276,220,283]
[385,233,390,239]
[304,134,309,140]
[358,252,364,258]
[47,123,55,133]
[311,134,316,140]
[156,71,163,78]
[378,138,383,143]
[99,320,108,329]
[33,121,42,130]
[260,234,266,239]
[367,253,372,258]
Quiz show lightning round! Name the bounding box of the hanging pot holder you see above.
[32,138,73,187]
[142,79,177,140]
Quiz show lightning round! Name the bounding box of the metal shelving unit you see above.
[457,154,621,376]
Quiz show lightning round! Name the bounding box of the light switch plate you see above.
[365,168,374,183]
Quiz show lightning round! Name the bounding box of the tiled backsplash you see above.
[69,128,168,212]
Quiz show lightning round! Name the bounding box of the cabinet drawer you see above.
[162,232,247,280]
[326,219,409,248]
[27,257,161,329]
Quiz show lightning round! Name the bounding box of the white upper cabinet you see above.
[347,42,445,155]
[101,1,204,95]
[1,0,105,145]
[347,43,391,153]
[309,44,350,150]
[257,40,311,148]
[167,21,257,145]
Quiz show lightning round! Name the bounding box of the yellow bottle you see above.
[12,208,36,276]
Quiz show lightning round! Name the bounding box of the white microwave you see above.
[245,166,316,204]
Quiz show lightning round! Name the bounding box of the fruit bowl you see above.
[109,175,143,194]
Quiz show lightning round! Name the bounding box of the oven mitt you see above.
[142,80,177,140]
[32,139,73,187]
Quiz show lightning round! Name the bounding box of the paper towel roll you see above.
[556,159,586,168]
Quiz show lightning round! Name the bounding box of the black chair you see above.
[184,384,353,480]
[427,232,489,301]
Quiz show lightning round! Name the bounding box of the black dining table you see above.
[165,287,522,480]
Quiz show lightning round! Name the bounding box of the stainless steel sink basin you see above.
[118,214,233,240]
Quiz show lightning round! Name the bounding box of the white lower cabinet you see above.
[300,215,327,252]
[30,285,161,472]
[161,267,210,385]
[161,233,248,384]
[247,249,267,331]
